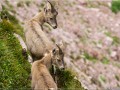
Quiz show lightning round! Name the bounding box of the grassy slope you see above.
[0,10,31,89]
[56,69,84,90]
[0,5,84,90]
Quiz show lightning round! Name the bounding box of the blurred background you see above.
[0,0,120,90]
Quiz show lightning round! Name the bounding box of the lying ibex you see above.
[24,1,58,61]
[31,44,65,90]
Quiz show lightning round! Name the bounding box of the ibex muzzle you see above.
[44,1,58,29]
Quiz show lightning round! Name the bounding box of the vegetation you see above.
[56,69,84,90]
[0,5,84,90]
[111,0,120,13]
[83,52,97,63]
[98,74,106,86]
[102,57,109,64]
[0,8,31,89]
[1,5,24,37]
[105,32,120,45]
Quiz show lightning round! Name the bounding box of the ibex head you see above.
[44,0,58,29]
[51,44,65,70]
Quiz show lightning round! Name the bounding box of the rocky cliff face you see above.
[1,0,120,90]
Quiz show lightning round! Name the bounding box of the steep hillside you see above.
[0,0,84,89]
[1,0,120,90]
[0,9,31,89]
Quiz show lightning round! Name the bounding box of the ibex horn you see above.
[47,0,51,3]
[56,44,62,53]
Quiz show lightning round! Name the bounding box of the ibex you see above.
[31,44,65,90]
[24,0,58,61]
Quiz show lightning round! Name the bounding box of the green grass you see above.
[105,32,120,45]
[1,5,24,37]
[56,69,84,90]
[98,74,106,85]
[0,4,84,90]
[83,52,97,63]
[112,36,120,45]
[111,0,120,13]
[101,57,109,64]
[49,67,84,89]
[0,13,31,89]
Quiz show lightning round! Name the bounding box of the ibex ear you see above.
[58,41,65,51]
[44,1,52,13]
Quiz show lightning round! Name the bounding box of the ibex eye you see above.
[57,59,61,62]
[50,18,53,20]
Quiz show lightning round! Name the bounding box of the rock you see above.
[111,51,117,58]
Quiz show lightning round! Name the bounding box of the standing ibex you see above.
[31,44,65,90]
[24,0,58,61]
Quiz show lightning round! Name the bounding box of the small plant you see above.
[111,0,120,13]
[83,52,97,63]
[56,69,84,90]
[17,1,24,7]
[102,57,109,64]
[98,74,106,86]
[112,36,120,45]
[115,75,120,81]
[25,1,31,7]
[105,32,120,45]
[70,54,75,60]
